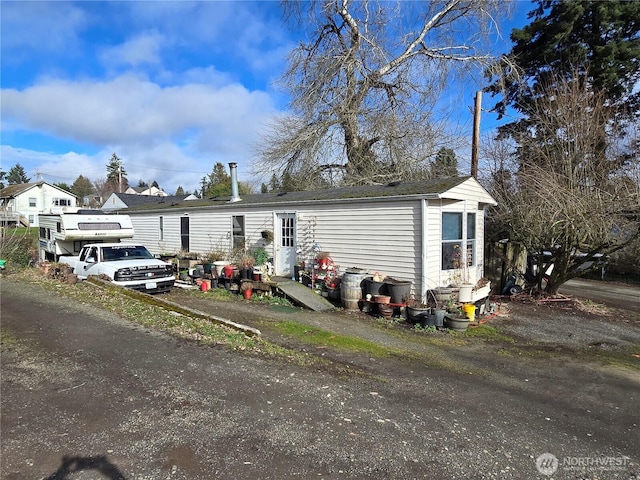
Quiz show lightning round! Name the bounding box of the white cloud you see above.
[0,2,87,55]
[98,32,164,68]
[2,74,276,141]
[0,2,295,194]
[1,74,280,192]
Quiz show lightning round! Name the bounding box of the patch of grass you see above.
[575,344,640,371]
[181,283,296,308]
[269,304,302,314]
[466,325,516,343]
[0,226,38,268]
[10,270,326,368]
[0,328,20,348]
[271,320,391,357]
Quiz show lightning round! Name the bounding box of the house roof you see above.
[125,186,168,195]
[124,176,495,213]
[105,193,193,209]
[0,181,76,199]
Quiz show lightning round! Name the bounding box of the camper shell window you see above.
[78,222,122,230]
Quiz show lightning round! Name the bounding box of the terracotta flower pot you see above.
[374,295,391,304]
[223,265,234,279]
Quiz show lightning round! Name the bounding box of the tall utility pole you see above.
[471,91,481,179]
[118,166,122,193]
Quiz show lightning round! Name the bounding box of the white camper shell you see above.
[38,208,135,261]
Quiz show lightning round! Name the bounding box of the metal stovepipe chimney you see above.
[228,162,241,203]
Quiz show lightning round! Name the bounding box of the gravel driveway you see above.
[2,276,639,479]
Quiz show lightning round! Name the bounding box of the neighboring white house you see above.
[0,182,77,227]
[124,186,169,197]
[120,164,497,297]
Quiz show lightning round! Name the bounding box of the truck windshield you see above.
[102,246,154,261]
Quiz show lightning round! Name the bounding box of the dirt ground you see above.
[163,285,640,355]
[2,276,640,479]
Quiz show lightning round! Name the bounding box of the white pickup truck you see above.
[61,243,175,293]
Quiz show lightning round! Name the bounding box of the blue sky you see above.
[1,1,532,195]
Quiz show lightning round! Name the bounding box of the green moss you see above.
[575,344,640,371]
[271,320,391,357]
[466,325,515,343]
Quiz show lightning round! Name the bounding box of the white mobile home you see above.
[122,169,496,298]
[38,209,135,261]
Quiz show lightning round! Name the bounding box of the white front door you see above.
[275,213,296,276]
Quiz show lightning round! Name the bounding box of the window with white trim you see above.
[442,212,476,270]
[442,213,463,270]
[467,213,476,267]
[466,212,476,267]
[232,215,245,250]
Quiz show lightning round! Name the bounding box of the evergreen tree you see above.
[430,148,458,178]
[204,162,231,197]
[175,186,185,196]
[483,1,640,294]
[7,163,30,185]
[54,182,73,193]
[487,0,640,122]
[106,153,128,192]
[268,174,280,192]
[71,175,95,200]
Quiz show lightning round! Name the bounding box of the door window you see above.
[281,216,294,247]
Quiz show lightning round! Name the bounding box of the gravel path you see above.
[2,278,640,480]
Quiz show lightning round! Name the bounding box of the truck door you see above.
[78,246,100,279]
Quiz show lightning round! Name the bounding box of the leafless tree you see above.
[255,0,508,189]
[93,178,115,203]
[485,73,640,294]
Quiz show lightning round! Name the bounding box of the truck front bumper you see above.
[114,277,175,294]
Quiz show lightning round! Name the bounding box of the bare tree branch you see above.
[254,0,508,188]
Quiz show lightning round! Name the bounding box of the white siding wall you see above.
[127,192,490,296]
[129,209,275,258]
[425,200,445,290]
[124,216,162,249]
[444,177,497,205]
[294,200,421,291]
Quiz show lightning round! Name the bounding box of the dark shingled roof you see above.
[108,193,192,209]
[124,177,471,212]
